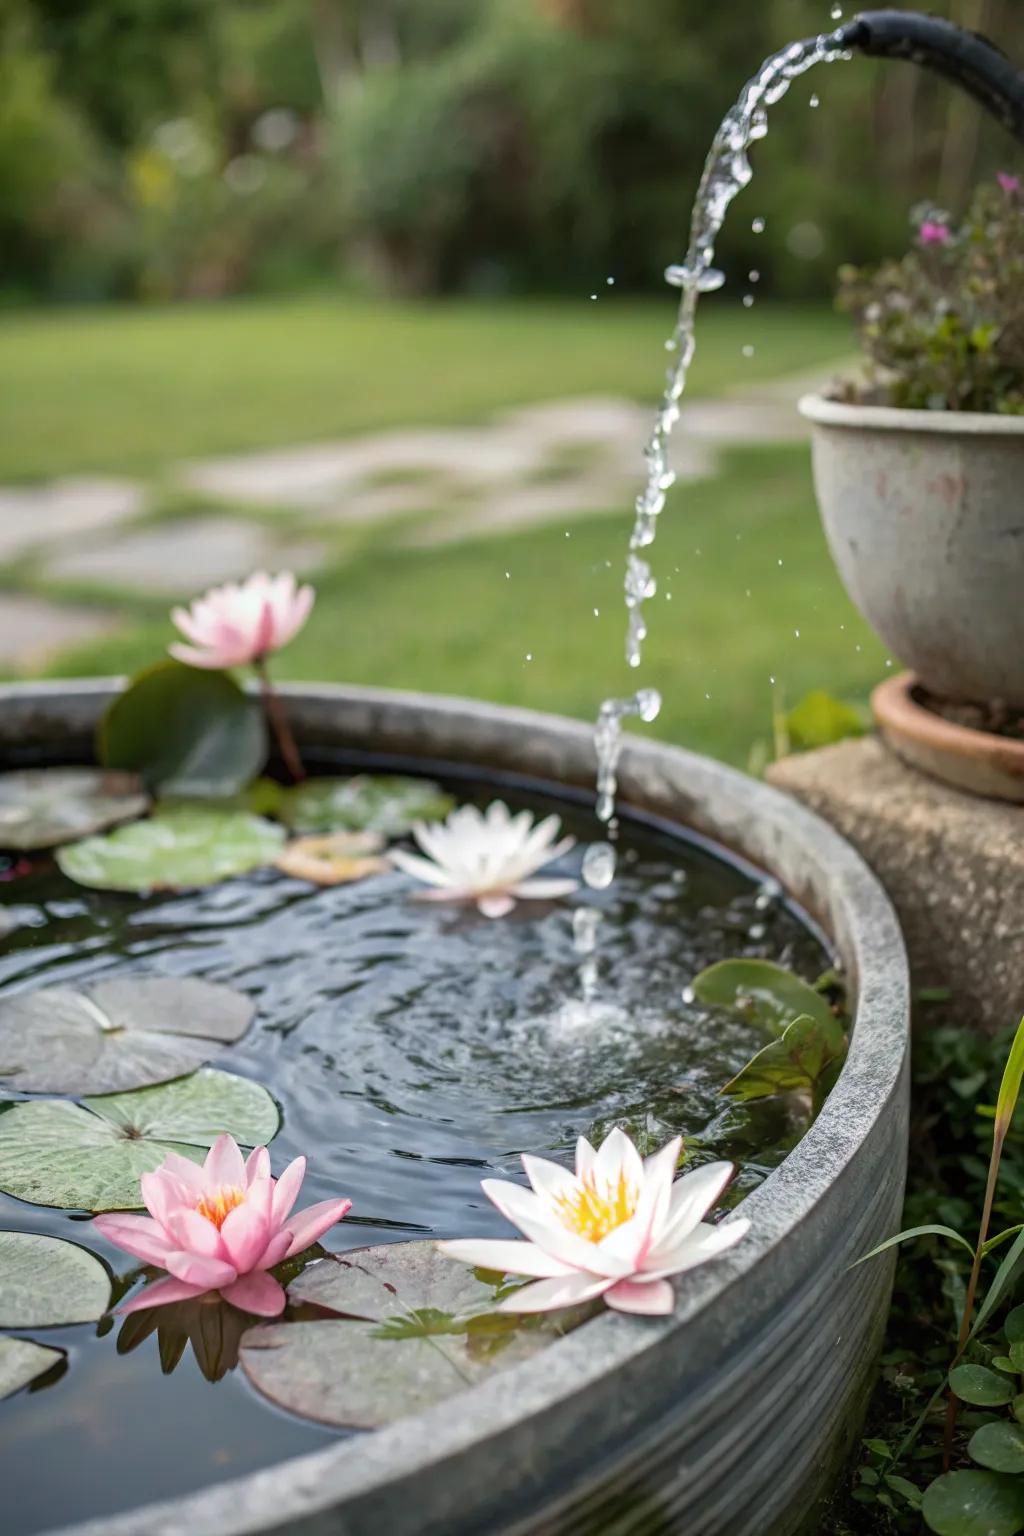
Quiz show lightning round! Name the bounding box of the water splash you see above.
[587,25,849,869]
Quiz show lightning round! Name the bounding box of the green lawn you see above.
[40,443,889,768]
[1,294,879,766]
[0,296,849,481]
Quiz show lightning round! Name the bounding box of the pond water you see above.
[0,767,829,1535]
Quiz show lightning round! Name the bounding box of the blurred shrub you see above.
[1,0,1019,304]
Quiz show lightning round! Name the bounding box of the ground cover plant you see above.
[826,1017,1024,1534]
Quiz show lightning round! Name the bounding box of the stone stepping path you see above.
[0,479,144,564]
[0,367,835,670]
[0,593,119,669]
[43,516,325,598]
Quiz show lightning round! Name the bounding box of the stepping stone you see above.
[0,594,120,670]
[41,517,325,597]
[0,479,145,563]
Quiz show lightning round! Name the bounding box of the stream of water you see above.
[583,22,851,891]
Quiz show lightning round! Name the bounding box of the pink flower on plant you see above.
[918,220,951,246]
[169,571,314,670]
[439,1127,748,1316]
[94,1135,351,1317]
[998,172,1021,195]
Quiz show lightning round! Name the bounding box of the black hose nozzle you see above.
[838,10,1024,142]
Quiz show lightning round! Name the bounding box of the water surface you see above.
[0,771,829,1534]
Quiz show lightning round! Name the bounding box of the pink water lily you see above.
[94,1135,351,1317]
[390,800,578,919]
[439,1127,749,1316]
[169,571,313,670]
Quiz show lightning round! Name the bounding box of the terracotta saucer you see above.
[872,672,1024,803]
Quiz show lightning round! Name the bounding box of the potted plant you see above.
[799,175,1024,800]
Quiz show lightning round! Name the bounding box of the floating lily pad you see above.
[722,1013,846,1111]
[0,1337,64,1401]
[691,958,843,1046]
[276,831,388,887]
[0,768,149,852]
[0,1231,110,1326]
[56,806,286,893]
[278,776,454,836]
[99,661,268,798]
[0,976,255,1095]
[240,1240,593,1430]
[0,1067,279,1211]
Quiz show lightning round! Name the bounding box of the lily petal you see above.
[605,1278,675,1315]
[221,1271,287,1316]
[437,1238,575,1279]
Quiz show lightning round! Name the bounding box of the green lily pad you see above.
[99,661,267,798]
[0,1231,110,1326]
[278,775,454,836]
[691,958,844,1047]
[0,768,149,852]
[0,1337,64,1400]
[722,1013,846,1111]
[56,806,286,893]
[922,1470,1024,1536]
[240,1240,593,1430]
[0,975,255,1095]
[0,1067,279,1211]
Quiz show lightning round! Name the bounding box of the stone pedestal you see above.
[768,736,1022,1034]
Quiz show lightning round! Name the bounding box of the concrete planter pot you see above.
[799,394,1024,709]
[0,681,910,1536]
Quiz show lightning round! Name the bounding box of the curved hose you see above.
[837,10,1024,141]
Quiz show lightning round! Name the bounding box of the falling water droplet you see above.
[742,344,755,357]
[749,269,761,283]
[681,985,696,1006]
[743,293,755,308]
[809,93,820,108]
[593,607,600,617]
[582,843,616,890]
[637,688,662,723]
[794,628,800,638]
[751,217,766,234]
[606,276,615,286]
[769,675,776,685]
[525,652,533,661]
[572,905,602,954]
[590,293,598,301]
[830,3,843,18]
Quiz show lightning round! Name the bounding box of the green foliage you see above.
[829,1021,1024,1533]
[721,1012,845,1111]
[784,690,867,753]
[1,0,1018,301]
[99,661,267,798]
[837,179,1024,414]
[691,957,847,1111]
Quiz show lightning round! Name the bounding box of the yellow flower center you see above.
[195,1185,246,1229]
[555,1171,639,1244]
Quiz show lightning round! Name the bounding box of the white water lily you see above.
[389,800,579,919]
[439,1128,749,1316]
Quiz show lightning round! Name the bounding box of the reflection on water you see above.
[0,776,828,1533]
